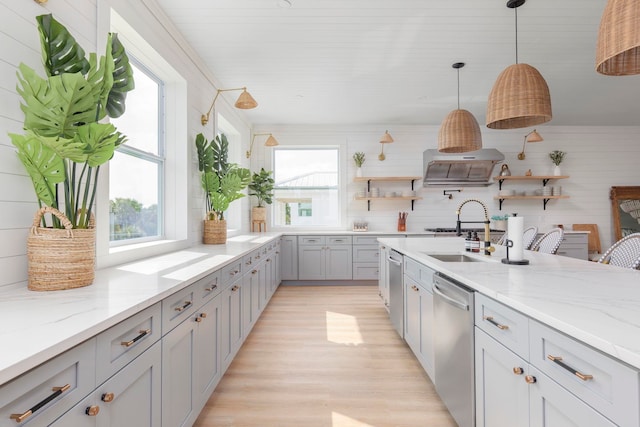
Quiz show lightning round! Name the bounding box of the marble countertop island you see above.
[379,237,640,370]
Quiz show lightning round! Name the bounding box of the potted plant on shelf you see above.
[9,14,134,291]
[549,150,566,176]
[248,168,275,229]
[196,133,251,244]
[353,152,365,177]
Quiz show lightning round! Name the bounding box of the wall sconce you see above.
[246,133,279,158]
[378,130,394,161]
[201,87,258,126]
[517,129,543,160]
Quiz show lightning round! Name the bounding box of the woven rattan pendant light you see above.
[596,0,640,75]
[486,0,552,130]
[438,62,482,153]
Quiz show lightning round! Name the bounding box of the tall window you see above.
[109,61,164,244]
[272,148,340,228]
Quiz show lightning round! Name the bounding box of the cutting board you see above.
[572,224,601,254]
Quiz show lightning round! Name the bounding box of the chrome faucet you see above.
[455,199,494,256]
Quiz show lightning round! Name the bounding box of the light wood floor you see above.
[194,285,457,427]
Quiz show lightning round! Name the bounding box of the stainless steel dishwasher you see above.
[387,250,404,338]
[433,272,475,427]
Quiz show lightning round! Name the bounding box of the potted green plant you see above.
[196,133,251,243]
[353,152,365,177]
[8,14,134,291]
[549,150,566,176]
[248,168,275,227]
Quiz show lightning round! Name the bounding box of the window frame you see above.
[109,58,166,247]
[269,145,347,230]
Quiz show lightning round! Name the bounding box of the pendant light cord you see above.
[456,67,460,109]
[514,6,519,64]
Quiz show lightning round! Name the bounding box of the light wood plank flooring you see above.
[194,285,456,427]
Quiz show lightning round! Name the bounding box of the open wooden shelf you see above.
[354,176,422,211]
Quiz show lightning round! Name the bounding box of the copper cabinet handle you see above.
[252,269,258,274]
[85,405,100,416]
[232,285,239,291]
[525,375,537,384]
[204,284,218,292]
[483,316,509,330]
[10,384,71,422]
[101,392,115,403]
[513,367,524,375]
[547,355,594,381]
[174,301,192,312]
[120,329,151,347]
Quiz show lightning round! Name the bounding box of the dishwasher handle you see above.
[433,283,469,311]
[387,256,402,266]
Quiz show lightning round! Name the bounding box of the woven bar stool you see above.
[597,233,640,269]
[531,228,564,255]
[523,226,538,250]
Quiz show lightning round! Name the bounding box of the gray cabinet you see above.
[378,243,389,309]
[352,235,388,281]
[403,257,435,380]
[280,235,298,280]
[475,293,639,427]
[52,341,162,427]
[220,279,243,371]
[297,235,352,280]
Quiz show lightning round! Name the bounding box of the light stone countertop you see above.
[378,237,640,370]
[0,233,282,387]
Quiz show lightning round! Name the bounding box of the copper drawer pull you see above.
[120,329,151,347]
[547,355,594,381]
[10,384,71,422]
[483,316,509,330]
[174,301,192,312]
[204,284,218,292]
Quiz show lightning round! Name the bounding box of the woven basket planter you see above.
[203,219,227,244]
[252,206,267,221]
[27,207,95,291]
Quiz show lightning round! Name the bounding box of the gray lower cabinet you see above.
[220,278,243,372]
[298,236,352,280]
[51,341,162,427]
[475,293,639,427]
[403,257,435,380]
[280,235,298,280]
[352,235,386,280]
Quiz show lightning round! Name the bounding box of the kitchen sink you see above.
[423,253,488,263]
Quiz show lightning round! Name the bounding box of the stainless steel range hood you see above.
[423,148,504,186]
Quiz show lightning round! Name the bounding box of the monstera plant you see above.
[196,133,251,221]
[9,14,134,229]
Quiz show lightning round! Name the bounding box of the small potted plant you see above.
[353,152,365,177]
[196,133,251,244]
[248,168,275,228]
[549,150,566,176]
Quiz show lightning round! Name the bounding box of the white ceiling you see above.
[154,0,640,127]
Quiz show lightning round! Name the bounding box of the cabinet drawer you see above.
[353,235,391,245]
[194,270,222,303]
[299,236,324,245]
[96,303,161,383]
[327,236,351,245]
[0,338,96,427]
[162,282,198,334]
[530,320,640,427]
[403,257,434,288]
[242,249,259,270]
[475,294,529,360]
[220,260,242,286]
[353,246,379,263]
[353,263,379,280]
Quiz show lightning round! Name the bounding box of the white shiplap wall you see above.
[0,0,253,288]
[254,124,640,250]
